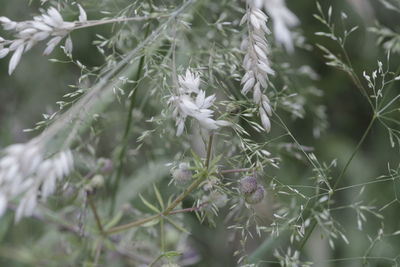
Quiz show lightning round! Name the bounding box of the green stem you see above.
[88,196,104,234]
[333,116,376,191]
[149,254,164,267]
[160,218,165,252]
[298,220,317,251]
[219,168,254,174]
[298,116,376,251]
[205,134,213,169]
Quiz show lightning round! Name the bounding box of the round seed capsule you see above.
[245,185,265,204]
[239,176,258,195]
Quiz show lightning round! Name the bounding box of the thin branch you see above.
[219,168,253,174]
[88,196,104,234]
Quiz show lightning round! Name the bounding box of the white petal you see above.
[242,77,255,95]
[64,36,73,55]
[0,194,7,216]
[47,7,64,26]
[8,44,24,75]
[78,4,87,22]
[0,48,9,59]
[259,107,271,133]
[43,36,63,55]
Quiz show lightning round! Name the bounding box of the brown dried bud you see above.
[245,185,265,204]
[239,176,258,195]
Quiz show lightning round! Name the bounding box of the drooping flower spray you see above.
[241,0,274,132]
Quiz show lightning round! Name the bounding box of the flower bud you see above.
[90,174,104,189]
[245,185,265,204]
[239,176,258,195]
[98,158,113,173]
[172,162,192,185]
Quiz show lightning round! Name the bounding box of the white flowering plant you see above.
[0,0,400,266]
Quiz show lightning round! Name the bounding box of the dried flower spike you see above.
[0,140,74,221]
[0,5,87,74]
[255,0,299,53]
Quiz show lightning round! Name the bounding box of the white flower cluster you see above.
[254,0,299,53]
[0,140,73,221]
[241,0,274,132]
[169,69,230,136]
[0,5,87,74]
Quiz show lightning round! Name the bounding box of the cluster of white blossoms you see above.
[255,0,299,53]
[241,0,274,132]
[0,5,87,74]
[169,69,230,136]
[0,140,73,221]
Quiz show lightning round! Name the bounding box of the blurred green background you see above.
[0,0,400,266]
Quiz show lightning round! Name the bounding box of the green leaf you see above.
[162,250,182,258]
[139,194,160,213]
[153,184,164,210]
[104,211,123,230]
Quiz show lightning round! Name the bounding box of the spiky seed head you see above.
[245,185,265,204]
[239,176,258,195]
[209,191,228,208]
[172,162,192,186]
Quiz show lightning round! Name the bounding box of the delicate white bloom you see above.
[241,0,274,132]
[8,44,24,74]
[255,0,299,53]
[0,140,73,221]
[0,5,88,74]
[78,4,88,23]
[0,47,9,58]
[178,69,201,94]
[64,36,73,56]
[259,106,271,132]
[169,69,230,136]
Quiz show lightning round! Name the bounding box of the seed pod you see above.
[245,185,265,204]
[91,174,104,189]
[239,176,258,195]
[172,162,192,185]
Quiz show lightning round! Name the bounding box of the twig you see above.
[88,195,104,234]
[168,201,209,215]
[219,168,253,174]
